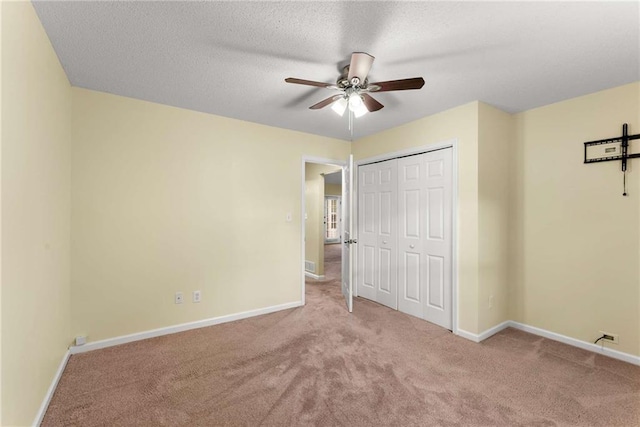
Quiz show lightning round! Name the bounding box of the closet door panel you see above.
[378,188,394,297]
[427,187,444,240]
[397,155,426,318]
[357,165,378,301]
[362,245,376,290]
[427,255,445,309]
[375,160,398,309]
[423,149,453,329]
[404,252,421,301]
[378,247,392,293]
[379,190,393,236]
[363,193,375,233]
[404,190,420,238]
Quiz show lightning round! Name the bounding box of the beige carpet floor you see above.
[43,244,640,426]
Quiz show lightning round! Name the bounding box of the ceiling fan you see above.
[285,52,425,118]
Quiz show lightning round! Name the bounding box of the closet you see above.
[356,148,453,330]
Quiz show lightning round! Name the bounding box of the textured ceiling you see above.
[33,1,639,141]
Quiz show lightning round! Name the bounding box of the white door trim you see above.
[301,156,347,306]
[353,139,460,335]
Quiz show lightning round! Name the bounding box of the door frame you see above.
[300,156,347,306]
[353,139,460,335]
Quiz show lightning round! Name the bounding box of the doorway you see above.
[301,159,348,309]
[322,170,343,280]
[323,169,342,245]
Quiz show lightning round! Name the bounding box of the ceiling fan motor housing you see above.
[338,67,368,90]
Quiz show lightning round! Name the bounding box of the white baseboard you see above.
[455,328,483,343]
[69,301,303,355]
[509,321,640,366]
[33,350,70,426]
[457,320,640,366]
[456,320,511,343]
[304,272,325,280]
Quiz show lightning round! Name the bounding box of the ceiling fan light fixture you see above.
[331,97,348,116]
[352,103,368,118]
[348,93,363,110]
[348,93,368,117]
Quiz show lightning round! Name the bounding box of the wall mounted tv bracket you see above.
[584,123,640,196]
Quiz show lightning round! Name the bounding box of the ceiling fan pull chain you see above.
[349,109,354,138]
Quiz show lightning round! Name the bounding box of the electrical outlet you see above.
[175,292,183,304]
[193,290,201,303]
[75,335,86,346]
[599,331,619,344]
[488,295,494,309]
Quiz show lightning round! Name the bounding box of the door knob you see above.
[410,244,415,249]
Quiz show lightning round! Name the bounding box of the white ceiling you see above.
[33,1,639,142]
[324,171,342,185]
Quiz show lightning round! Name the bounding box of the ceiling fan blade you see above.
[368,77,425,92]
[347,52,375,82]
[361,94,384,112]
[309,95,344,110]
[285,77,334,88]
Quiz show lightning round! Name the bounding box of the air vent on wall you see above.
[305,261,316,273]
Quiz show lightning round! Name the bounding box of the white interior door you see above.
[356,159,398,310]
[397,154,426,318]
[375,159,398,309]
[423,148,453,329]
[357,163,377,302]
[341,155,353,312]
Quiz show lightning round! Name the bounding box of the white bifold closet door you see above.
[397,149,452,329]
[357,148,453,330]
[397,154,425,318]
[357,159,398,310]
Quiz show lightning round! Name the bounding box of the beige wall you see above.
[478,103,513,331]
[305,164,341,276]
[352,102,481,334]
[510,82,640,356]
[71,88,349,342]
[325,183,342,197]
[1,2,72,425]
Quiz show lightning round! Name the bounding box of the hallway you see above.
[305,243,341,302]
[322,243,341,281]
